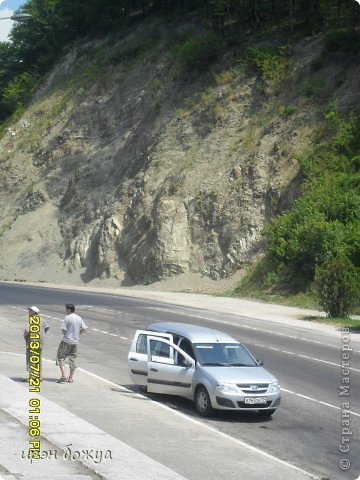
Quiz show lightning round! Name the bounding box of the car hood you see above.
[201,366,277,384]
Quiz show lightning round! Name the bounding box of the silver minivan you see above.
[127,322,281,417]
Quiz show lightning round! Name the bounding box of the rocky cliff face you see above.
[0,20,351,287]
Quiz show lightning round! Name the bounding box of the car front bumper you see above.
[213,392,281,411]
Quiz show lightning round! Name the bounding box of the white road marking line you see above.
[300,355,360,373]
[281,388,360,418]
[100,330,109,334]
[120,336,129,340]
[319,401,339,409]
[247,343,360,373]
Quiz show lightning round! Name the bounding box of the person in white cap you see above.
[24,306,50,381]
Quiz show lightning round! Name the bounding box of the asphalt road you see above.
[1,281,359,480]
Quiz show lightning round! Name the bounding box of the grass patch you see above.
[303,316,360,332]
[17,95,70,152]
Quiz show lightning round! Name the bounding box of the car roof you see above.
[147,322,239,344]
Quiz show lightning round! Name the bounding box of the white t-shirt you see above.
[24,317,49,348]
[61,313,87,344]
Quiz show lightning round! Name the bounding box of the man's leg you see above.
[68,345,78,383]
[56,341,68,382]
[59,363,67,378]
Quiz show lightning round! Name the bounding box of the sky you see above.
[0,0,27,42]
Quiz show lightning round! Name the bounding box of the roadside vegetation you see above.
[0,0,359,320]
[232,96,360,321]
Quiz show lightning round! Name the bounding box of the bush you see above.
[175,32,222,72]
[268,215,348,283]
[279,105,296,116]
[300,75,328,99]
[315,256,360,318]
[247,46,293,90]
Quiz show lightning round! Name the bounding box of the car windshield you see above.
[194,343,257,367]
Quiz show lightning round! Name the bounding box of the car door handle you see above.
[150,368,158,372]
[129,358,138,361]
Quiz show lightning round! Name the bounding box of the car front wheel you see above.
[195,386,215,417]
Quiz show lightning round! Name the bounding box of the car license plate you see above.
[244,397,267,405]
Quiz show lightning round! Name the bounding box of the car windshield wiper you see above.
[227,362,256,367]
[201,362,228,366]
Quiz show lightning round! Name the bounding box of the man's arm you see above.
[80,318,87,335]
[61,318,67,336]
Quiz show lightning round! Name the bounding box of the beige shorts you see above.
[26,348,42,372]
[57,341,78,369]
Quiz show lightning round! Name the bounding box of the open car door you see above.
[146,336,195,397]
[128,330,173,386]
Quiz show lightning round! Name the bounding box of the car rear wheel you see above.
[195,386,215,417]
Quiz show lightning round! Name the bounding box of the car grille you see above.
[237,401,273,409]
[236,384,269,394]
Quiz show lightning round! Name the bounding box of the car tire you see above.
[139,385,148,393]
[195,386,215,417]
[258,408,276,418]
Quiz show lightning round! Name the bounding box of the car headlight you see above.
[269,381,281,393]
[216,382,238,394]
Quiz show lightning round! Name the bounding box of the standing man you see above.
[24,306,49,381]
[56,304,87,384]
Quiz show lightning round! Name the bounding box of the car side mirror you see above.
[257,359,264,366]
[183,360,192,368]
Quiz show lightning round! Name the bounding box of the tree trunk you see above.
[253,0,260,29]
[337,0,342,18]
[313,0,323,29]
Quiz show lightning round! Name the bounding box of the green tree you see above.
[2,71,40,112]
[315,255,360,318]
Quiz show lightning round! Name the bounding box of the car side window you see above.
[136,334,147,354]
[149,338,170,358]
[176,351,186,366]
[179,339,195,360]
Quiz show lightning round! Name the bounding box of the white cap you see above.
[28,306,40,314]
